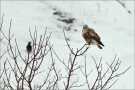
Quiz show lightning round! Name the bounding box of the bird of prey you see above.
[26,42,32,53]
[82,24,104,49]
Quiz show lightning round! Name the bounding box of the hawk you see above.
[82,24,104,49]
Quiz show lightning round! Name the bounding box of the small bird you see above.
[82,24,104,49]
[26,42,32,53]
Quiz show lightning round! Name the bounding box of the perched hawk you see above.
[82,24,104,49]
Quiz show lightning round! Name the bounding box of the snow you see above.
[1,1,134,89]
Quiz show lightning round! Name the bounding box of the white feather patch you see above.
[91,39,97,45]
[82,29,87,35]
[90,32,95,37]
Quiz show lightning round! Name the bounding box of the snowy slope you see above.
[1,1,134,89]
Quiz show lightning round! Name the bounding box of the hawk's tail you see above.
[98,45,102,49]
[95,41,102,49]
[98,40,104,47]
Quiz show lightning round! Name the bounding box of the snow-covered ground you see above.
[1,1,134,89]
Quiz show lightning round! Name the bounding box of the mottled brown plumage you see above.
[82,24,104,49]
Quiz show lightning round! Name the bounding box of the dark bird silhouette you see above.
[26,42,32,54]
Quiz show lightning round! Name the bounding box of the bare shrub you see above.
[0,14,131,90]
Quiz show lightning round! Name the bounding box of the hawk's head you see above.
[83,24,89,29]
[82,24,89,34]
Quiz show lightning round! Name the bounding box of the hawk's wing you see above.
[88,28,100,41]
[87,28,104,46]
